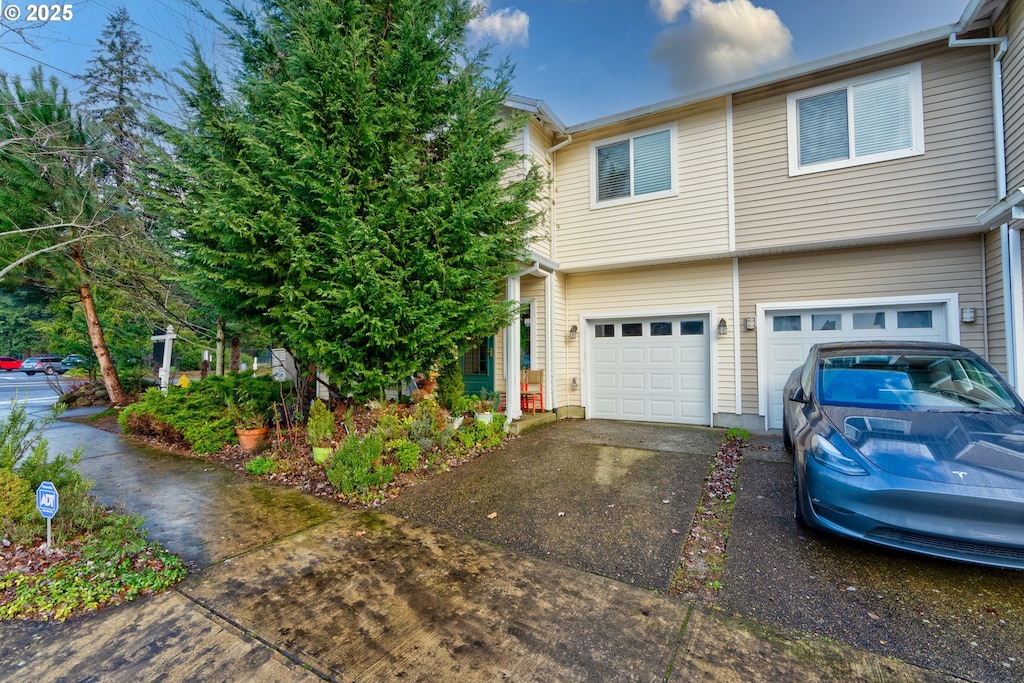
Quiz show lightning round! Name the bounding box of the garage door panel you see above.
[589,316,710,425]
[649,400,676,418]
[649,373,675,391]
[650,347,675,363]
[621,373,646,390]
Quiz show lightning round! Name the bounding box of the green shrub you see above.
[386,438,421,472]
[0,469,35,522]
[408,400,454,452]
[305,400,335,447]
[245,456,277,476]
[326,433,393,493]
[119,374,286,454]
[434,357,464,411]
[375,411,410,442]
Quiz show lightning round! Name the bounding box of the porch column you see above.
[505,276,523,420]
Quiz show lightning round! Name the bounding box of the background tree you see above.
[79,6,163,187]
[0,68,130,402]
[161,0,541,400]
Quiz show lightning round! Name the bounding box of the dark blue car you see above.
[783,341,1024,569]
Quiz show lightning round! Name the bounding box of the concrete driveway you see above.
[0,416,962,682]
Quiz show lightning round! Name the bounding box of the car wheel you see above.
[25,371,35,376]
[793,469,809,528]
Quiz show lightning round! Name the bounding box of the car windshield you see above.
[817,352,1021,413]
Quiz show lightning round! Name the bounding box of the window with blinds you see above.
[787,63,923,176]
[591,124,677,207]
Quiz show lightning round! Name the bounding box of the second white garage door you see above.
[764,303,948,429]
[589,315,711,425]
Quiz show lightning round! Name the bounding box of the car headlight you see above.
[811,433,869,476]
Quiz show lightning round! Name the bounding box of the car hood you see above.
[822,405,1024,488]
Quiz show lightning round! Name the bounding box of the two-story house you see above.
[480,0,1024,433]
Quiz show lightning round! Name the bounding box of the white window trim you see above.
[578,307,718,424]
[589,122,678,209]
[754,293,959,427]
[786,63,925,176]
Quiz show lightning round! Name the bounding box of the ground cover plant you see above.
[118,372,284,453]
[113,379,513,507]
[1,402,187,622]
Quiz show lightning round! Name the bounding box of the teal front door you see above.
[461,337,494,396]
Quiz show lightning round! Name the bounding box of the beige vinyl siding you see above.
[526,119,554,259]
[985,228,1007,373]
[552,99,730,271]
[733,44,997,251]
[552,271,569,409]
[563,261,736,413]
[1000,1,1024,191]
[738,237,987,414]
[521,276,548,371]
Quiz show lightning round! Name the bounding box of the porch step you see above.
[508,411,557,435]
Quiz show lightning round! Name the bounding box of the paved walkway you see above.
[0,416,957,682]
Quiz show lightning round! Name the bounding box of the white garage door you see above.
[589,315,710,425]
[765,304,947,429]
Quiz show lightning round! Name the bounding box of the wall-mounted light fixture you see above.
[568,324,578,340]
[717,318,728,336]
[570,377,579,391]
[744,317,757,331]
[961,307,976,323]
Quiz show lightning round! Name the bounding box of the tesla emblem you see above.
[952,471,967,479]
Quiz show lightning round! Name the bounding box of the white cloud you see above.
[651,0,694,24]
[651,0,794,93]
[468,1,529,47]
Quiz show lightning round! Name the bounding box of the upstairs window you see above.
[787,63,924,175]
[591,124,677,207]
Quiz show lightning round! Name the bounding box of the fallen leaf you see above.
[355,531,366,537]
[868,612,880,621]
[487,512,498,519]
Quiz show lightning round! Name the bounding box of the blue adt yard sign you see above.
[36,481,58,519]
[36,481,58,548]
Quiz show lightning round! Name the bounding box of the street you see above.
[0,371,60,414]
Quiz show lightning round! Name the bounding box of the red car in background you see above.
[0,356,22,371]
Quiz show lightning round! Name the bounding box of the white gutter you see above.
[949,33,1017,386]
[546,134,572,161]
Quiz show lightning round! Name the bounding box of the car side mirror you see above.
[790,387,809,404]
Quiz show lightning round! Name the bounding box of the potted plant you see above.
[228,399,268,452]
[306,399,335,465]
[473,390,500,424]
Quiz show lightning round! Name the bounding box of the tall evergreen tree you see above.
[79,6,162,187]
[161,0,542,399]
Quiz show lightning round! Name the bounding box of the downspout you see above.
[948,34,1016,385]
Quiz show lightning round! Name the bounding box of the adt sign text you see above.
[36,481,58,520]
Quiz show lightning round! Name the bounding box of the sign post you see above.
[36,481,58,548]
[150,325,178,392]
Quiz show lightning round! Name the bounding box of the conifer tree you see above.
[162,0,542,399]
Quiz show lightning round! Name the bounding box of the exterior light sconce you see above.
[568,325,578,340]
[570,377,579,391]
[961,307,976,323]
[744,317,757,331]
[717,318,728,336]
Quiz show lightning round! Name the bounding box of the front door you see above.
[462,337,494,396]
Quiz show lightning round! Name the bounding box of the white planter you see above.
[474,411,493,424]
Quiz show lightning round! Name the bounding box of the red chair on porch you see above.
[521,369,544,414]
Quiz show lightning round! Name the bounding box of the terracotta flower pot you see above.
[236,426,268,452]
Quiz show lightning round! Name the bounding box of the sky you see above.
[0,0,972,127]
